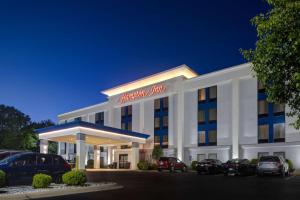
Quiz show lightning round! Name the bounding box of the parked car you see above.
[0,152,71,185]
[195,159,223,174]
[0,151,23,161]
[257,156,289,177]
[157,157,187,172]
[223,159,255,176]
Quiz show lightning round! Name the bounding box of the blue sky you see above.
[0,0,269,122]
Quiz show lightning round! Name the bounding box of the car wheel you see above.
[54,174,63,184]
[181,166,187,173]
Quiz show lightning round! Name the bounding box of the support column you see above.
[76,133,86,170]
[232,79,240,159]
[40,140,48,154]
[131,142,139,170]
[177,89,185,161]
[94,145,101,169]
[57,142,61,155]
[65,143,69,160]
[107,146,112,164]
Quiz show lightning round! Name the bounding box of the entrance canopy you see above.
[36,121,150,145]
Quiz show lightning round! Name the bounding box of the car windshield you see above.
[159,157,169,161]
[200,159,214,164]
[260,156,280,162]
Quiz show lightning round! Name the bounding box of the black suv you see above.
[0,152,71,185]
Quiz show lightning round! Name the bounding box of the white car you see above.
[257,156,289,177]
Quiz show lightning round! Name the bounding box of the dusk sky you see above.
[0,0,269,122]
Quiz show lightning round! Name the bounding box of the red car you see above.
[157,157,187,172]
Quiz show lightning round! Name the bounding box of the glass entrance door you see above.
[119,154,128,169]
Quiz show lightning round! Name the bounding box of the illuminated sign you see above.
[119,84,166,104]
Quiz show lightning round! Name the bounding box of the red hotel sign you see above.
[119,84,166,104]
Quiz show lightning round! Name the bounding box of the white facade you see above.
[52,63,300,169]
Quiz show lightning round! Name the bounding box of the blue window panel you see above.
[154,97,169,147]
[257,88,285,143]
[197,87,217,146]
[121,106,132,130]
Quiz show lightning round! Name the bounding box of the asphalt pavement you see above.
[36,170,300,200]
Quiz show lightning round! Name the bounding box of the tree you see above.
[0,105,31,149]
[241,0,300,129]
[0,104,56,152]
[152,146,163,160]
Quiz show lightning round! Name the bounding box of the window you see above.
[121,122,126,130]
[154,136,160,145]
[258,100,268,117]
[162,135,168,147]
[209,108,217,122]
[257,81,265,92]
[163,116,168,128]
[273,103,285,115]
[208,130,217,145]
[53,156,65,165]
[198,110,205,124]
[258,152,269,158]
[95,112,104,125]
[258,124,269,143]
[198,89,206,102]
[127,121,132,131]
[208,153,217,159]
[127,105,132,116]
[197,154,205,162]
[162,97,168,111]
[273,123,285,142]
[121,107,126,117]
[209,86,217,100]
[198,131,206,145]
[154,99,160,112]
[37,155,52,165]
[273,152,285,159]
[154,117,160,130]
[74,117,82,121]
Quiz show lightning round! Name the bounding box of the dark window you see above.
[154,117,160,130]
[121,122,126,130]
[121,107,126,117]
[127,121,132,131]
[257,81,265,93]
[209,86,217,101]
[198,110,205,124]
[208,130,217,145]
[198,131,206,146]
[127,105,132,116]
[258,124,269,143]
[273,123,285,142]
[162,97,168,111]
[53,156,65,165]
[209,108,217,123]
[163,116,168,128]
[154,99,160,112]
[74,117,82,121]
[273,103,285,115]
[258,100,268,117]
[154,136,160,146]
[95,112,104,125]
[162,135,168,148]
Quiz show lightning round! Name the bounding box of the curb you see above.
[0,183,123,200]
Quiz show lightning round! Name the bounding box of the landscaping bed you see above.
[0,182,122,200]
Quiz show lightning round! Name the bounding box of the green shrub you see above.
[137,161,149,170]
[152,146,163,160]
[191,161,198,170]
[62,170,87,186]
[86,159,94,169]
[286,159,295,172]
[32,174,52,189]
[0,170,6,188]
[148,163,158,170]
[250,159,258,165]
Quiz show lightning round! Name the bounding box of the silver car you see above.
[257,156,289,177]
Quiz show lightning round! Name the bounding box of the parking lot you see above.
[37,171,300,200]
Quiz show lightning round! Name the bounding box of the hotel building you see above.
[37,63,300,169]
